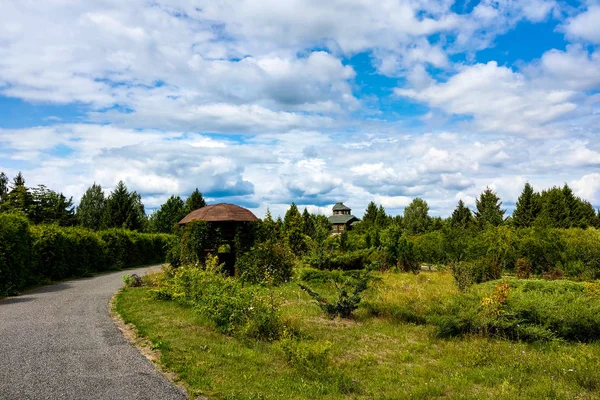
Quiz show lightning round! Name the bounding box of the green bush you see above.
[236,240,294,285]
[0,214,34,295]
[0,214,172,294]
[153,264,283,340]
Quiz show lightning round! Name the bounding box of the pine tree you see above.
[102,181,146,231]
[512,183,538,228]
[475,188,505,227]
[451,200,472,228]
[2,171,34,217]
[375,205,389,227]
[283,203,305,255]
[31,185,75,226]
[301,208,315,237]
[149,195,185,233]
[362,202,378,226]
[403,198,431,234]
[283,203,301,232]
[77,183,106,230]
[536,187,568,228]
[184,188,206,213]
[0,172,8,205]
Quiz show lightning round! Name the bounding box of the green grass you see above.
[115,271,600,399]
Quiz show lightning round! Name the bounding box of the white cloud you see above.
[571,173,600,204]
[563,6,600,43]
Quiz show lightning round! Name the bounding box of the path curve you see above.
[0,266,187,400]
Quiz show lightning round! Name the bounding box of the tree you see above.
[184,188,206,214]
[149,195,186,233]
[301,208,315,237]
[30,185,75,226]
[77,183,106,230]
[283,202,301,232]
[375,205,389,227]
[1,171,34,217]
[362,201,379,226]
[451,200,472,228]
[536,186,569,228]
[475,188,505,227]
[102,181,146,231]
[0,172,8,205]
[403,198,430,235]
[512,183,538,228]
[283,203,306,255]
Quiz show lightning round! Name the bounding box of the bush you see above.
[0,214,34,295]
[0,214,172,294]
[236,240,294,285]
[153,264,283,340]
[515,258,531,279]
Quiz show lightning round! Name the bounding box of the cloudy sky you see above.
[1,0,600,218]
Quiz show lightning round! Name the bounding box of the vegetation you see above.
[0,213,172,295]
[116,269,600,399]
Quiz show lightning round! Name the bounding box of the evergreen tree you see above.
[475,188,505,227]
[375,205,389,227]
[0,172,8,205]
[302,208,315,237]
[283,203,306,255]
[536,187,569,228]
[562,184,580,227]
[149,195,185,233]
[512,183,538,228]
[260,208,279,242]
[184,188,206,213]
[283,202,301,232]
[362,201,378,226]
[77,183,106,230]
[2,171,34,217]
[403,198,430,234]
[102,181,145,231]
[451,200,472,228]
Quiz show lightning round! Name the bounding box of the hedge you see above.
[0,213,173,295]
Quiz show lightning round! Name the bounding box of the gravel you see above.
[0,266,187,400]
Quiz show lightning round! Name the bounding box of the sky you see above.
[1,0,600,219]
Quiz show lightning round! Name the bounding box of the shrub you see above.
[122,273,143,287]
[298,266,374,318]
[153,264,283,340]
[0,214,34,295]
[515,258,531,279]
[236,240,294,285]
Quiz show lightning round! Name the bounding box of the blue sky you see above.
[1,0,600,218]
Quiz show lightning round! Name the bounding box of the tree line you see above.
[0,171,206,233]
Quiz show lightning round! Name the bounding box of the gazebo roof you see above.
[178,203,258,225]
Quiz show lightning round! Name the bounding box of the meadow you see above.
[115,267,600,400]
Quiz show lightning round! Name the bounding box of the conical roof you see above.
[179,203,258,224]
[332,202,351,211]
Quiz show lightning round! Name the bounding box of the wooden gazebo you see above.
[178,203,258,274]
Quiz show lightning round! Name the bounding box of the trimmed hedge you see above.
[0,213,173,295]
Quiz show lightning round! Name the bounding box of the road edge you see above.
[109,289,200,400]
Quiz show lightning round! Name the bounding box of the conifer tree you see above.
[375,205,389,227]
[184,188,206,213]
[0,172,8,205]
[301,208,315,237]
[451,200,472,228]
[475,188,505,227]
[2,171,34,217]
[30,185,75,226]
[102,181,145,231]
[77,183,106,230]
[362,201,378,226]
[512,183,538,228]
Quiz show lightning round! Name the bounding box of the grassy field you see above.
[115,270,600,399]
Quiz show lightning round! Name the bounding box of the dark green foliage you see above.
[475,188,505,227]
[283,203,307,255]
[184,188,206,213]
[518,228,565,274]
[236,240,294,285]
[435,279,600,342]
[1,172,34,217]
[149,195,186,233]
[30,185,76,226]
[102,181,145,231]
[0,214,34,295]
[512,183,538,228]
[302,208,315,237]
[0,213,172,294]
[306,248,377,271]
[0,172,8,205]
[169,221,221,267]
[362,201,379,226]
[298,268,365,285]
[403,198,430,234]
[451,200,472,228]
[298,267,374,318]
[76,183,106,230]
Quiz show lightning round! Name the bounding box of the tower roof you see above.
[332,202,351,211]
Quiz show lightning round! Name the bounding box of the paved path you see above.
[0,266,187,400]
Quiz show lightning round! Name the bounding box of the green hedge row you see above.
[0,213,173,295]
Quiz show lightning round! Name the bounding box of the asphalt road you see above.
[0,266,187,400]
